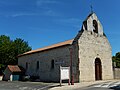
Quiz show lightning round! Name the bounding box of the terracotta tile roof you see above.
[19,39,73,57]
[8,65,21,72]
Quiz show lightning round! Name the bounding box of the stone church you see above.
[18,13,113,82]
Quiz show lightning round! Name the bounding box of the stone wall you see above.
[78,30,113,82]
[18,13,113,83]
[113,68,120,79]
[18,45,79,82]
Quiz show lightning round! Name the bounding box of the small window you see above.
[36,61,39,70]
[51,60,54,69]
[26,62,28,70]
[93,20,98,33]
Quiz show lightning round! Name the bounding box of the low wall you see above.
[113,68,120,79]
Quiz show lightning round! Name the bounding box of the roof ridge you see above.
[18,39,74,57]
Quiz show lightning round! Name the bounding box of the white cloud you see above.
[35,0,61,17]
[54,18,82,29]
[42,10,60,17]
[36,0,59,6]
[4,10,60,18]
[0,0,60,18]
[57,18,81,24]
[11,13,38,17]
[4,13,39,18]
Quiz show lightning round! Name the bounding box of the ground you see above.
[76,81,120,90]
[0,80,120,90]
[0,81,57,90]
[49,80,120,90]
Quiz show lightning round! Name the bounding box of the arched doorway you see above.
[95,58,102,80]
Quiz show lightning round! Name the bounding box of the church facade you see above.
[18,13,113,82]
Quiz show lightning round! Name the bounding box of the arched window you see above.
[26,62,28,70]
[51,60,54,69]
[36,61,39,70]
[93,20,98,33]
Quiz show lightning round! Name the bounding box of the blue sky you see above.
[0,0,119,56]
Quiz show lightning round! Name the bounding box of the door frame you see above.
[95,58,102,80]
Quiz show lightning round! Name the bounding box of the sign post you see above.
[60,66,70,86]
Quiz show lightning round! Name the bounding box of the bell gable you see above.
[82,13,103,35]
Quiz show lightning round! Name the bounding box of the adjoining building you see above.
[18,13,113,82]
[3,65,23,81]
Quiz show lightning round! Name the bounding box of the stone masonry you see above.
[18,13,113,82]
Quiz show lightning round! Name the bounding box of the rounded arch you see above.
[93,20,98,33]
[95,58,102,80]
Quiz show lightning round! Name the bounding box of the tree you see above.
[0,35,13,64]
[112,52,120,68]
[13,38,32,64]
[13,38,31,55]
[0,35,32,68]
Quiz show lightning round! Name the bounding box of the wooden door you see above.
[95,58,102,80]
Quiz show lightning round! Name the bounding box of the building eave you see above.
[18,39,74,57]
